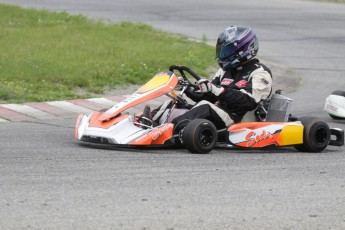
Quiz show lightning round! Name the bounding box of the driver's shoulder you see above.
[213,68,226,80]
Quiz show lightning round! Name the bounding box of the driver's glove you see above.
[198,79,224,96]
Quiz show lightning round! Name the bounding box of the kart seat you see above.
[241,109,258,122]
[242,99,269,122]
[241,93,293,122]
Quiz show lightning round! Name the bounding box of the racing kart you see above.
[325,91,345,120]
[75,65,344,153]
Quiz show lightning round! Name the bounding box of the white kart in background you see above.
[325,91,345,120]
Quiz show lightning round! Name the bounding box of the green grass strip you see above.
[0,4,216,103]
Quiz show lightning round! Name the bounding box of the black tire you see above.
[294,117,330,152]
[328,91,345,120]
[331,90,345,97]
[182,119,218,154]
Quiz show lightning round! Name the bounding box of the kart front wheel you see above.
[294,117,330,152]
[182,119,218,154]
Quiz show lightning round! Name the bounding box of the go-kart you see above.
[325,91,345,120]
[75,65,344,153]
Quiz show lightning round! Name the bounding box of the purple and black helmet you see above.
[216,26,259,70]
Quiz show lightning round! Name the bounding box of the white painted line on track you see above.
[1,104,59,120]
[0,117,9,122]
[47,101,93,114]
[87,98,116,108]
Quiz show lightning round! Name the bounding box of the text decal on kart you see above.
[75,65,344,153]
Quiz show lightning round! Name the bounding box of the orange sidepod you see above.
[277,124,304,146]
[228,122,286,131]
[129,123,174,145]
[228,122,303,148]
[151,124,174,145]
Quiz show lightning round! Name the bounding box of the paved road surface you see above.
[1,0,345,229]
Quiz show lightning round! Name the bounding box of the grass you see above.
[0,4,216,103]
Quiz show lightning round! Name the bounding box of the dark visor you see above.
[216,45,237,61]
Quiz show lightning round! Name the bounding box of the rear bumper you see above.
[329,128,344,146]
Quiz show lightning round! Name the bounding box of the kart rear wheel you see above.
[328,91,345,120]
[294,117,330,152]
[182,119,218,154]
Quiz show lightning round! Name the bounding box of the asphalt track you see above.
[1,0,345,229]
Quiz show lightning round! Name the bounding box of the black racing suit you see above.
[171,58,273,131]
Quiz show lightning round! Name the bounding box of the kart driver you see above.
[153,25,273,132]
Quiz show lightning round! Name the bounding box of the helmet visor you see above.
[216,44,237,61]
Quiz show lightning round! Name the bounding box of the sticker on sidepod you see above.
[245,130,274,147]
[137,72,171,94]
[150,124,172,140]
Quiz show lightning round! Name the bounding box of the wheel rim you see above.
[199,129,214,147]
[315,127,328,145]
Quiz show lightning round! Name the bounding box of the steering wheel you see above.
[168,65,200,90]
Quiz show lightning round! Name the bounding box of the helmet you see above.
[216,26,259,70]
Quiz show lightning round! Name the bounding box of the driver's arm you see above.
[185,79,220,104]
[184,88,217,103]
[184,69,221,103]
